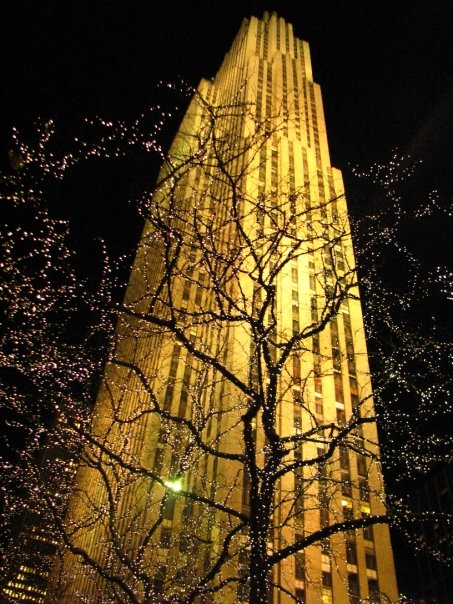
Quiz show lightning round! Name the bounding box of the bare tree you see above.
[1,92,451,604]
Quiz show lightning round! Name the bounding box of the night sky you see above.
[1,0,453,595]
[2,0,453,249]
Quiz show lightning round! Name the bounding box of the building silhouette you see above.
[1,429,78,604]
[56,12,399,603]
[411,466,453,603]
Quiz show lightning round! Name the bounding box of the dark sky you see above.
[2,0,452,264]
[2,0,453,179]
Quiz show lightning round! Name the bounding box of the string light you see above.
[1,77,451,603]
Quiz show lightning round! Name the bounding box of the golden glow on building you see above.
[57,12,399,603]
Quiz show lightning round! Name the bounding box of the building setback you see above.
[55,12,399,603]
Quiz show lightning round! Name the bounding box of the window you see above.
[368,579,380,603]
[321,538,330,554]
[341,471,352,497]
[314,374,322,394]
[356,454,367,477]
[359,477,370,502]
[334,372,344,403]
[322,572,333,603]
[178,389,188,416]
[163,495,175,520]
[312,334,320,354]
[322,571,332,588]
[293,389,302,406]
[160,526,171,548]
[320,506,329,528]
[315,398,324,416]
[295,552,304,580]
[336,407,346,425]
[158,426,167,443]
[154,448,163,473]
[348,573,360,604]
[293,357,301,384]
[153,565,166,594]
[332,348,341,371]
[179,532,190,553]
[339,446,349,471]
[311,297,317,321]
[362,511,374,541]
[365,550,377,570]
[346,538,357,565]
[182,284,191,300]
[242,469,250,506]
[164,379,175,410]
[238,551,250,601]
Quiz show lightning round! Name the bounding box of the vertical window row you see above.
[282,57,288,136]
[291,269,299,336]
[256,59,264,123]
[293,356,301,385]
[178,362,192,417]
[269,149,279,228]
[330,318,341,371]
[303,84,310,147]
[327,168,339,224]
[263,24,269,61]
[312,333,323,416]
[293,389,302,430]
[299,40,306,80]
[331,316,344,408]
[343,311,359,418]
[293,36,299,60]
[255,21,262,56]
[271,149,278,186]
[343,312,357,377]
[309,82,322,169]
[339,444,352,498]
[259,146,266,189]
[292,58,301,140]
[294,450,304,516]
[266,63,272,123]
[318,447,329,529]
[287,141,296,233]
[302,148,310,209]
[317,170,327,220]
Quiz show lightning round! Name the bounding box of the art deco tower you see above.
[57,13,399,604]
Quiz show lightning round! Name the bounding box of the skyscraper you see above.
[56,12,399,603]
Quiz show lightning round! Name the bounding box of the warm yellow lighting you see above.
[164,478,183,492]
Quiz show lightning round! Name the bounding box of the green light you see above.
[164,478,183,492]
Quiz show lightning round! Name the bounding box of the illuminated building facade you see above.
[1,439,77,604]
[58,12,399,603]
